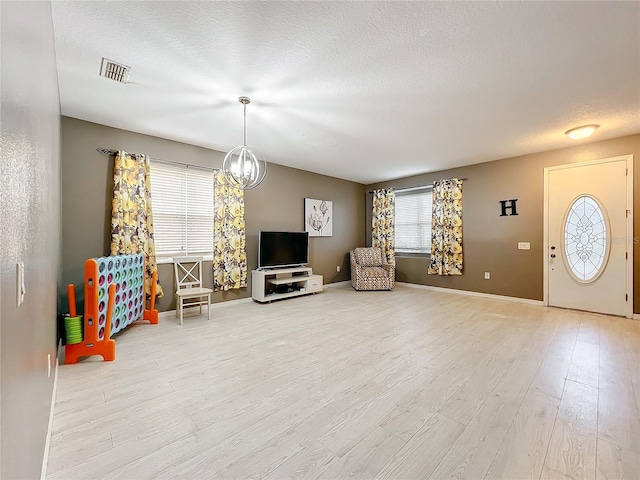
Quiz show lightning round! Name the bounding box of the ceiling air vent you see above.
[99,58,131,83]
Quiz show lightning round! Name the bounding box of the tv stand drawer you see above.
[306,275,323,292]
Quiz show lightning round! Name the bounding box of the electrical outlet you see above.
[484,272,490,280]
[47,354,51,378]
[336,265,341,272]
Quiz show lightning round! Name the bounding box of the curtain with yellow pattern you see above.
[372,188,395,265]
[213,171,247,290]
[428,178,463,275]
[110,151,164,297]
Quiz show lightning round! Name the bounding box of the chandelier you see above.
[222,96,267,189]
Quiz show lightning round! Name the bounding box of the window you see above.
[149,161,214,260]
[563,195,609,282]
[395,187,433,255]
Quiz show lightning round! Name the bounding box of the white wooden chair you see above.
[173,256,213,325]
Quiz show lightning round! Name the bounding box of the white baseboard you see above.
[159,309,176,319]
[633,314,640,321]
[41,356,59,480]
[397,282,544,306]
[324,280,350,288]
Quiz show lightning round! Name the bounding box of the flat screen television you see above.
[258,231,309,269]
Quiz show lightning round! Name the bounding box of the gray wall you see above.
[1,1,61,478]
[61,117,366,312]
[366,134,640,311]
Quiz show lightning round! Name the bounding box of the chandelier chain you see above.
[243,102,247,146]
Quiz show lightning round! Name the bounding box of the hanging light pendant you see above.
[222,96,267,189]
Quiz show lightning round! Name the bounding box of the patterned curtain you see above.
[428,178,463,275]
[213,171,247,290]
[110,151,164,297]
[372,188,395,264]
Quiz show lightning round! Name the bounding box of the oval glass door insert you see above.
[563,195,610,283]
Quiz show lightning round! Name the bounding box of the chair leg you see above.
[207,293,211,320]
[179,298,183,325]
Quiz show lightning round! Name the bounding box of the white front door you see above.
[545,156,632,317]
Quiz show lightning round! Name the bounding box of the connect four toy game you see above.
[65,253,158,364]
[96,254,145,336]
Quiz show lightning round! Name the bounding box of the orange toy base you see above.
[65,339,116,364]
[143,309,158,324]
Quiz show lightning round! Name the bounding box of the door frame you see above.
[543,154,634,318]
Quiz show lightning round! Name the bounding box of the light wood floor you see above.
[47,284,640,480]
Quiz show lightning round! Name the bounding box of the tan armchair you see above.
[350,247,395,291]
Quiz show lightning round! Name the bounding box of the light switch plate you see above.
[16,261,25,306]
[518,242,531,250]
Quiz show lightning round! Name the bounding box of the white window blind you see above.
[395,187,433,254]
[149,161,214,258]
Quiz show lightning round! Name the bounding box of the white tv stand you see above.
[252,266,323,303]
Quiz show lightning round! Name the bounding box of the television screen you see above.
[259,231,309,269]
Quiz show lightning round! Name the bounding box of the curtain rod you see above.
[368,177,468,194]
[96,148,216,171]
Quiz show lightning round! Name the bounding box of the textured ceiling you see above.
[51,1,640,184]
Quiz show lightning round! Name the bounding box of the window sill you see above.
[157,255,214,265]
[395,252,431,259]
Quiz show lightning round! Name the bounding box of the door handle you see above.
[550,246,556,250]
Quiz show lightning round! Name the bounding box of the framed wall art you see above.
[305,198,332,237]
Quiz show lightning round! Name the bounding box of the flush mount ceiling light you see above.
[565,124,600,140]
[222,96,267,190]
